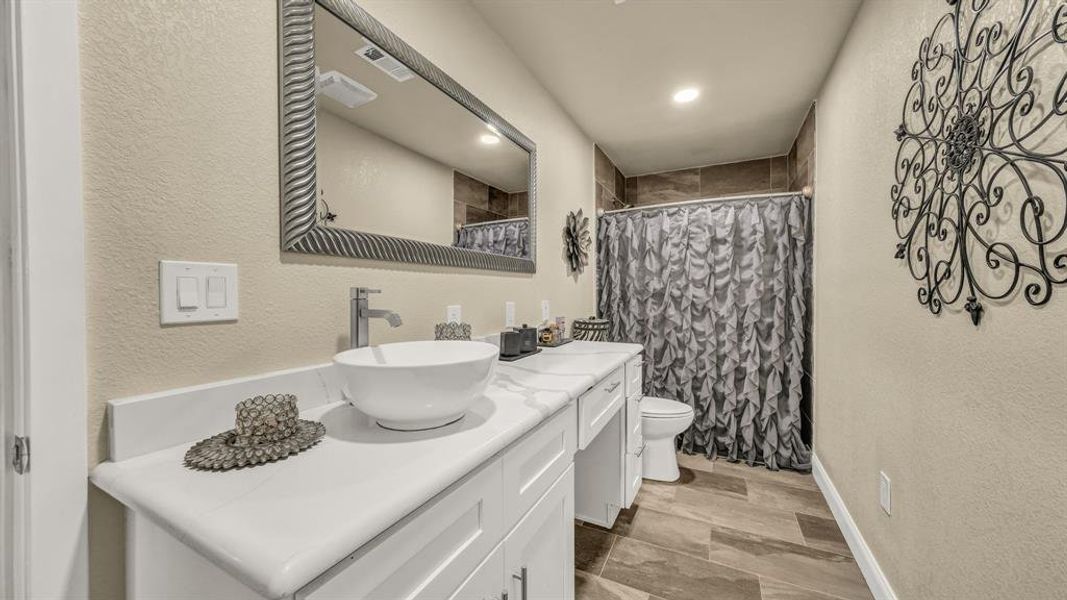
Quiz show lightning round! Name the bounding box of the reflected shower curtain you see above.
[454,218,530,259]
[597,194,811,470]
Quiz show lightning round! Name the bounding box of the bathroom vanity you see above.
[91,341,644,600]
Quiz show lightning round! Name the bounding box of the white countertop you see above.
[91,341,642,599]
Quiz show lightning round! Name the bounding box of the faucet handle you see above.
[351,287,382,299]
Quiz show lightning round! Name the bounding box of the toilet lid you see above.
[641,397,693,418]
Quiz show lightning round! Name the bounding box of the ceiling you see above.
[315,5,529,192]
[471,0,861,175]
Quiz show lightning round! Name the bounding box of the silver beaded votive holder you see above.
[434,322,472,341]
[184,393,325,471]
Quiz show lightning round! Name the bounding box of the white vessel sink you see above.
[333,340,499,431]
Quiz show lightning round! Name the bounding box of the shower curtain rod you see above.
[600,186,813,216]
[455,216,528,229]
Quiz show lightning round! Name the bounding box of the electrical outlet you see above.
[541,299,551,322]
[446,305,462,323]
[879,471,891,515]
[505,301,516,327]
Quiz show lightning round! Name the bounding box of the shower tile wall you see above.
[624,156,789,207]
[594,105,815,214]
[787,103,816,446]
[787,104,815,193]
[453,171,528,227]
[595,145,627,212]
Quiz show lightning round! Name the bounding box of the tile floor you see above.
[575,453,873,600]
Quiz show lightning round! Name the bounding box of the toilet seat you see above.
[641,396,693,418]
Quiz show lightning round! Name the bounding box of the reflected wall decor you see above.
[891,0,1067,326]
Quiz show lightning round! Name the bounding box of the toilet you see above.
[640,397,695,482]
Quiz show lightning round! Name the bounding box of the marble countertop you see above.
[90,341,642,599]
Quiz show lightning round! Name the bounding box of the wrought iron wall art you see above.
[891,0,1067,326]
[564,209,591,273]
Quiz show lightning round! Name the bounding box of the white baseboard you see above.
[812,453,898,600]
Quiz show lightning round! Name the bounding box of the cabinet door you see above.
[504,466,575,600]
[624,446,643,508]
[450,545,505,600]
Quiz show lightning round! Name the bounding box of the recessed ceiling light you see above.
[486,123,500,134]
[673,87,700,104]
[480,134,501,145]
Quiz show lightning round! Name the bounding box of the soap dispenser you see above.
[517,324,538,353]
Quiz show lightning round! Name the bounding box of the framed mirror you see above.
[279,0,537,273]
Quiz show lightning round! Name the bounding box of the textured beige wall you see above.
[79,1,594,597]
[316,109,454,245]
[814,1,1067,598]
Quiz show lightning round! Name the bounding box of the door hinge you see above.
[12,435,28,474]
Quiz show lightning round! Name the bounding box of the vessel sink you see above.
[333,341,499,431]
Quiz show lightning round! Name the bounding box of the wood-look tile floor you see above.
[575,453,873,600]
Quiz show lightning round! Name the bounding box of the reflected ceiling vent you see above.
[356,41,414,82]
[317,69,378,109]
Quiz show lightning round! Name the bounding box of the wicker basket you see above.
[572,316,610,341]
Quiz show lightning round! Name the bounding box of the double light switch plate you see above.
[159,260,239,324]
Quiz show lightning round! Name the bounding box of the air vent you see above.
[356,41,414,82]
[317,70,378,109]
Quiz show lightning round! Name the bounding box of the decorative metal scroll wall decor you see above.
[564,209,591,273]
[891,0,1067,326]
[278,0,538,273]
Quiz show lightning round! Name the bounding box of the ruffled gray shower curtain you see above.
[597,194,811,470]
[454,218,530,258]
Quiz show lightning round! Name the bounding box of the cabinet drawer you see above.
[502,403,577,530]
[625,394,643,454]
[299,459,504,600]
[625,355,643,400]
[578,366,625,450]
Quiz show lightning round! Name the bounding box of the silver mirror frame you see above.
[278,0,537,273]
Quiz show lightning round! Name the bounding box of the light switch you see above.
[206,276,227,308]
[160,261,238,325]
[176,277,199,310]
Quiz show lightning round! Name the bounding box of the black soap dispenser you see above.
[517,324,538,353]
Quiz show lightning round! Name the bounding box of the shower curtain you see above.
[454,218,530,259]
[597,194,811,470]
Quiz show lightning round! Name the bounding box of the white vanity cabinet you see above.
[299,405,577,600]
[624,354,644,507]
[574,353,644,527]
[95,343,647,600]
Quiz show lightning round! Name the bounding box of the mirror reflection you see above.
[313,5,531,259]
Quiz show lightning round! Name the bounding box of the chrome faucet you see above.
[350,287,403,349]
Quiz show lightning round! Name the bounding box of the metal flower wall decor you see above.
[564,209,592,273]
[891,0,1067,326]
